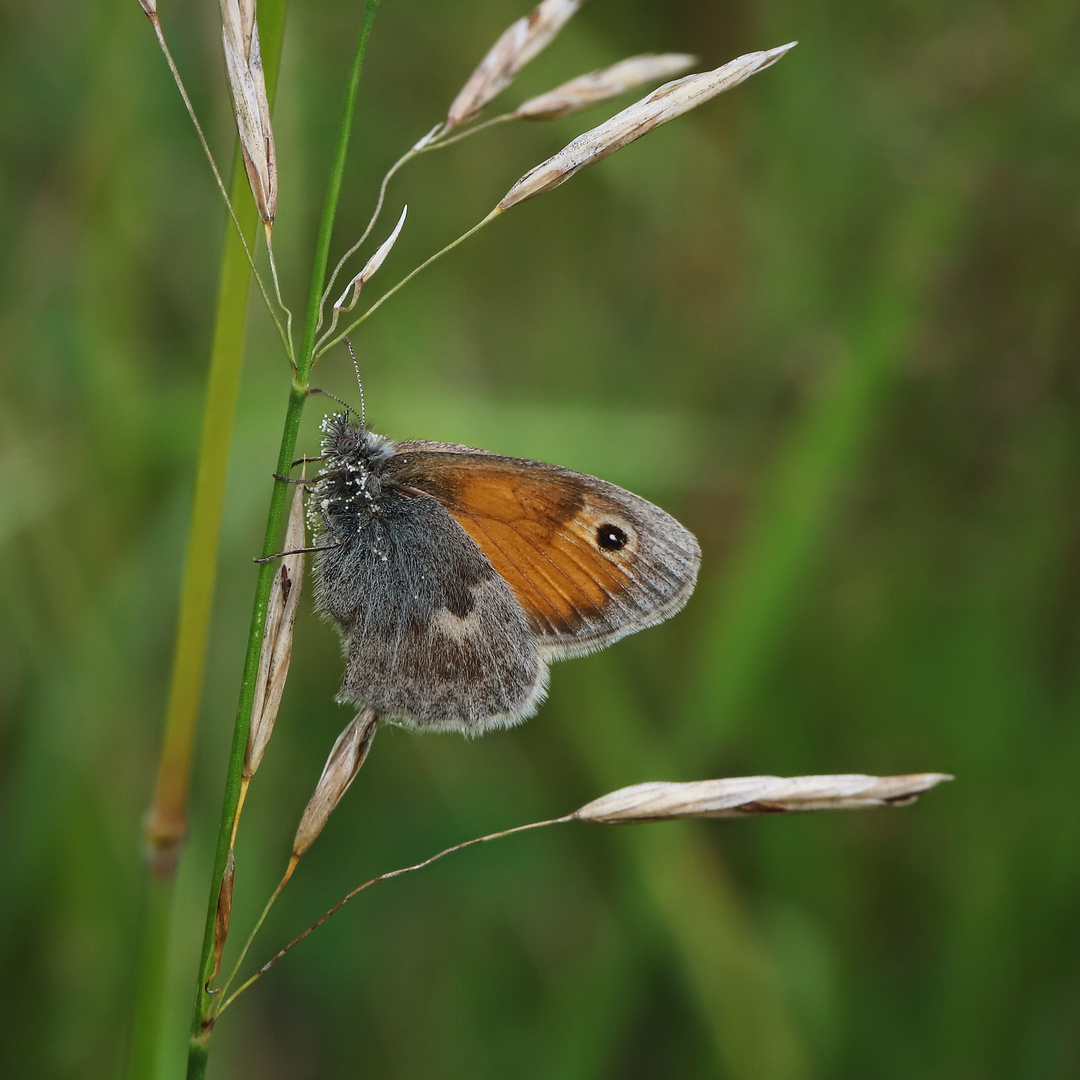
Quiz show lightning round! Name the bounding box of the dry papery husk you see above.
[500,42,796,209]
[333,205,408,313]
[515,53,697,120]
[245,479,306,778]
[292,708,379,858]
[220,0,277,224]
[575,773,953,823]
[447,0,585,127]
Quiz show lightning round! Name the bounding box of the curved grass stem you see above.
[424,110,514,149]
[265,229,296,363]
[214,855,299,1009]
[314,113,515,346]
[315,208,502,359]
[216,816,572,1014]
[317,141,425,334]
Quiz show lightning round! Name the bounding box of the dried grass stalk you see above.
[499,42,796,209]
[220,0,277,224]
[245,479,306,778]
[292,708,379,857]
[138,0,157,15]
[515,52,697,120]
[447,0,585,127]
[333,205,409,313]
[574,772,953,823]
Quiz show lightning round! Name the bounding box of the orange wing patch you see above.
[388,451,643,637]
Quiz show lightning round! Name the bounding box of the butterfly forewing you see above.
[387,444,701,657]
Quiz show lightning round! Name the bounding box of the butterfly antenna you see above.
[344,336,366,428]
[308,387,353,416]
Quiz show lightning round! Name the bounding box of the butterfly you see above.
[308,409,700,735]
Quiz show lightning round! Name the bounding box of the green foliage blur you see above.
[3,0,1079,1077]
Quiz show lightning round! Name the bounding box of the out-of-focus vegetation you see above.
[3,0,1080,1077]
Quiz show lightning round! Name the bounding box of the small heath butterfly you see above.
[309,402,700,735]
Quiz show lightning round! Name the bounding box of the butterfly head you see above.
[320,410,395,466]
[314,410,398,519]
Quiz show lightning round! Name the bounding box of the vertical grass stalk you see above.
[186,4,380,1077]
[128,6,287,1079]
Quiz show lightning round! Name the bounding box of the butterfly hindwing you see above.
[313,489,546,731]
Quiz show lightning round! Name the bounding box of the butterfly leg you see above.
[289,453,327,470]
[253,542,340,564]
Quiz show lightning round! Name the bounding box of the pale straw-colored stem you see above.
[315,209,502,358]
[314,114,514,349]
[423,111,514,149]
[314,307,343,360]
[265,227,295,362]
[228,777,250,850]
[317,141,424,336]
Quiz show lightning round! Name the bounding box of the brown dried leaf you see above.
[447,0,585,127]
[499,42,796,210]
[515,52,697,120]
[220,0,277,224]
[333,205,409,313]
[245,479,306,778]
[208,849,236,987]
[574,773,953,823]
[292,708,379,857]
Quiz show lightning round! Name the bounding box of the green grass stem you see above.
[316,207,500,358]
[186,4,380,1076]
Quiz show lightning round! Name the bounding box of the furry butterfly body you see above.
[311,411,700,734]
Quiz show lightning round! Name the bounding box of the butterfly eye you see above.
[596,523,628,551]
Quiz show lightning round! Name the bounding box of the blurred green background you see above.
[3,0,1080,1077]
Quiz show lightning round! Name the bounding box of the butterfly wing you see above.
[314,489,546,732]
[386,443,701,658]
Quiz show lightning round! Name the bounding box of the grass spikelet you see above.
[514,52,697,120]
[499,43,796,209]
[447,0,585,127]
[220,0,278,226]
[333,205,409,313]
[573,772,954,823]
[245,479,307,780]
[292,708,379,858]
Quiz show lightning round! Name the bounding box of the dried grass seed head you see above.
[333,205,409,313]
[574,772,953,823]
[499,42,797,210]
[515,53,698,120]
[220,0,277,224]
[447,0,585,127]
[292,708,379,857]
[245,478,306,778]
[209,849,236,985]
